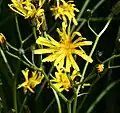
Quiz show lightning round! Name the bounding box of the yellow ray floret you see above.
[8,0,45,30]
[50,0,79,25]
[18,68,44,94]
[34,22,93,72]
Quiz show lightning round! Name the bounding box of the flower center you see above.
[60,39,75,53]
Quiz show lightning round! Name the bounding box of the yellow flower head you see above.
[18,68,44,94]
[50,0,79,25]
[8,0,45,30]
[34,22,93,72]
[50,68,81,92]
[0,33,6,46]
[96,64,104,73]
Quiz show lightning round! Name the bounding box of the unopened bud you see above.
[0,33,6,46]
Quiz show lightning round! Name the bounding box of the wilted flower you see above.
[34,22,93,72]
[18,68,44,94]
[96,64,104,73]
[8,0,45,30]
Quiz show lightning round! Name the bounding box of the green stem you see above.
[41,69,68,102]
[6,42,18,51]
[0,48,14,77]
[73,18,112,113]
[13,78,17,113]
[35,64,55,101]
[6,49,67,102]
[67,101,71,113]
[13,54,21,113]
[77,69,108,113]
[81,18,112,84]
[48,23,57,33]
[23,54,34,66]
[78,17,120,22]
[32,27,37,40]
[103,54,120,63]
[19,96,27,113]
[22,33,33,44]
[52,88,62,113]
[91,0,106,14]
[88,20,98,36]
[43,98,55,113]
[15,15,22,46]
[71,0,91,33]
[108,65,120,69]
[73,93,77,113]
[86,80,120,113]
[6,51,32,68]
[76,0,106,31]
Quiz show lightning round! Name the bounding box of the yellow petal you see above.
[47,34,60,46]
[71,32,82,40]
[75,41,92,47]
[27,86,35,93]
[66,55,71,72]
[22,69,29,81]
[36,37,55,47]
[42,53,58,62]
[34,49,57,54]
[74,50,93,63]
[69,54,80,71]
[54,53,65,67]
[53,83,64,92]
[17,81,28,89]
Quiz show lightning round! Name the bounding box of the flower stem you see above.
[6,42,18,51]
[52,88,62,113]
[41,69,68,102]
[71,0,91,33]
[103,54,120,64]
[108,65,120,69]
[72,93,77,113]
[19,96,27,113]
[15,15,22,46]
[73,17,112,113]
[22,33,33,44]
[81,18,112,84]
[67,101,71,113]
[78,17,120,22]
[0,47,14,77]
[86,80,120,113]
[43,98,55,113]
[76,0,106,31]
[32,26,37,40]
[6,51,32,68]
[35,64,55,101]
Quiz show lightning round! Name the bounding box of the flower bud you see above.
[0,33,6,46]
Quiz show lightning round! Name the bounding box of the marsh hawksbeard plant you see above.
[0,0,118,113]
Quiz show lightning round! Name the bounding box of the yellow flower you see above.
[18,68,44,94]
[50,68,81,92]
[96,64,104,73]
[0,33,6,46]
[8,0,27,17]
[50,0,79,25]
[8,0,45,30]
[34,22,93,72]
